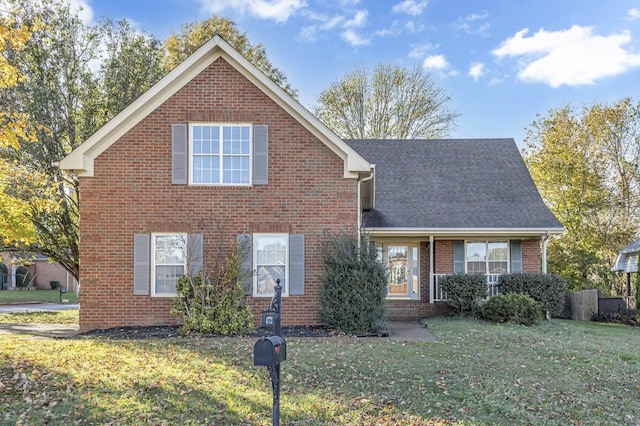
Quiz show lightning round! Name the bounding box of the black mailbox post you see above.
[253,335,287,366]
[253,279,285,426]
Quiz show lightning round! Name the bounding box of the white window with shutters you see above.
[151,233,187,297]
[173,123,268,186]
[237,233,305,298]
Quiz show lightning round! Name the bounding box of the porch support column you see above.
[429,235,434,303]
[541,232,549,274]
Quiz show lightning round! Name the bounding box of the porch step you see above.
[386,306,421,321]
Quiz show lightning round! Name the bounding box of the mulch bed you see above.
[78,325,336,339]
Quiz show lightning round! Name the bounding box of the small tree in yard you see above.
[319,231,387,335]
[172,239,253,335]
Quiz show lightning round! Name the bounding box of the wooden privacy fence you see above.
[566,289,636,321]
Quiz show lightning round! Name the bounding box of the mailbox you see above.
[253,336,287,366]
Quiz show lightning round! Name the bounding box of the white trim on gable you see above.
[59,35,371,179]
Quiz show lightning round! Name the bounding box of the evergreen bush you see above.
[479,293,541,326]
[319,231,387,334]
[498,273,566,320]
[439,273,487,315]
[172,240,253,335]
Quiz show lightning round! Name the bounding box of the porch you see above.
[432,273,501,302]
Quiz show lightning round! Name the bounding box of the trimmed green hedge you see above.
[498,273,566,319]
[440,273,487,315]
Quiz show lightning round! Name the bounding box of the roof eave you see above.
[363,227,565,238]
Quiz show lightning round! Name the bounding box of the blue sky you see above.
[73,0,640,146]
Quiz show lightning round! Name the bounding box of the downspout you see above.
[357,171,374,246]
[542,231,550,274]
[429,235,434,303]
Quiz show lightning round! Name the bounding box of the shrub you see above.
[479,293,541,326]
[498,273,566,320]
[591,311,640,326]
[15,266,33,288]
[171,240,253,335]
[439,273,487,315]
[319,231,387,335]
[50,280,61,290]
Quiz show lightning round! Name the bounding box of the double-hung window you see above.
[190,124,251,185]
[254,234,289,297]
[466,241,508,275]
[151,233,187,296]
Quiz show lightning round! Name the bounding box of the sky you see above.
[70,0,640,146]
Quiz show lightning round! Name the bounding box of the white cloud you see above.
[468,62,485,82]
[344,9,368,28]
[492,25,640,87]
[64,0,94,23]
[408,42,436,59]
[392,0,428,17]
[422,54,449,71]
[627,8,640,20]
[198,0,305,23]
[375,20,402,37]
[455,10,490,36]
[341,28,369,46]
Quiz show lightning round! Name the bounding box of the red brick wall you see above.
[78,57,358,331]
[522,239,542,272]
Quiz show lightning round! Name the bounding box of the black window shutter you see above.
[453,241,465,274]
[253,125,268,185]
[133,234,150,295]
[289,234,305,295]
[237,234,253,294]
[172,124,187,184]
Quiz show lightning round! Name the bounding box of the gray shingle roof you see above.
[346,138,563,230]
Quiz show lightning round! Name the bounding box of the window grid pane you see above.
[191,125,250,184]
[255,235,287,297]
[154,235,186,295]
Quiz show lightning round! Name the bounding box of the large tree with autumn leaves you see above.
[523,98,640,294]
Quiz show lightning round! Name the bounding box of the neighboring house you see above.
[59,35,563,332]
[612,238,640,298]
[0,253,77,291]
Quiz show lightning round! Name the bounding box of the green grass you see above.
[0,309,78,324]
[0,318,639,425]
[0,289,78,304]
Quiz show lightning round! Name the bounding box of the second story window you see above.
[190,124,251,185]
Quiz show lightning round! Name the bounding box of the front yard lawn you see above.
[0,289,78,304]
[1,318,639,425]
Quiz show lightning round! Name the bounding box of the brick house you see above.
[59,35,563,331]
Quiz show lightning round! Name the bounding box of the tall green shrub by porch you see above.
[319,231,387,335]
[439,273,487,315]
[498,273,566,320]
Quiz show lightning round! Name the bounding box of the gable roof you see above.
[59,35,370,179]
[347,138,564,236]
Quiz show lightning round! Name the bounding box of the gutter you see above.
[357,169,375,244]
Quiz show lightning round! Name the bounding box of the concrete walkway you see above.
[0,302,79,314]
